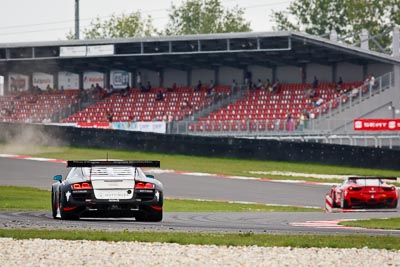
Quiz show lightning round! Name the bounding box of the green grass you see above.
[340,217,400,230]
[2,145,400,184]
[0,229,399,249]
[0,186,320,212]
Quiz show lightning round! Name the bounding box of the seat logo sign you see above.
[354,119,400,131]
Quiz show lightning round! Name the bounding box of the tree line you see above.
[68,0,400,52]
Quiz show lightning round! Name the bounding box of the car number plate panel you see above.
[94,190,132,200]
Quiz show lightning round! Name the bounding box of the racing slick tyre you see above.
[51,189,57,219]
[58,192,79,220]
[147,209,163,222]
[331,192,338,208]
[390,200,398,209]
[340,197,350,209]
[135,191,163,222]
[135,209,163,222]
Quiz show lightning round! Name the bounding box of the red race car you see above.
[330,177,398,209]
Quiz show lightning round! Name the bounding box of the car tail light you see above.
[135,181,155,189]
[72,182,93,190]
[348,186,362,191]
[383,186,396,191]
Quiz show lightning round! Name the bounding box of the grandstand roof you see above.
[0,31,399,74]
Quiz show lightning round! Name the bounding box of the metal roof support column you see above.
[78,72,83,90]
[105,70,110,90]
[53,71,58,90]
[272,66,277,84]
[3,73,8,95]
[130,68,136,88]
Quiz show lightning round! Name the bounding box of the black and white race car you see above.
[51,160,163,222]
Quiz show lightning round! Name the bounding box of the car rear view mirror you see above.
[146,174,155,179]
[53,175,62,181]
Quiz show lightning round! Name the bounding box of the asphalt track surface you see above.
[0,157,399,235]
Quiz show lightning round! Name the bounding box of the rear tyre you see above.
[135,209,163,222]
[331,192,338,208]
[147,209,163,222]
[390,199,398,209]
[51,189,57,219]
[59,191,79,220]
[340,197,350,209]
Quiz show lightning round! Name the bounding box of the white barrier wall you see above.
[0,76,3,96]
[32,72,53,90]
[58,71,79,90]
[8,73,29,92]
[83,71,104,89]
[110,70,131,89]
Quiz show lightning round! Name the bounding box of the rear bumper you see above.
[347,192,397,207]
[62,189,161,217]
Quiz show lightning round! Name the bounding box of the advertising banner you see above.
[32,72,53,89]
[354,119,400,131]
[8,73,29,92]
[58,71,79,90]
[112,121,166,134]
[83,71,104,89]
[110,70,131,89]
[87,45,114,56]
[60,46,87,57]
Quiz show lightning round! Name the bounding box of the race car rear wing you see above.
[348,176,397,180]
[67,160,160,168]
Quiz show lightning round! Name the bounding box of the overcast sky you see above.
[0,0,290,43]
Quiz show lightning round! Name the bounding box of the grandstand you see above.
[0,30,399,147]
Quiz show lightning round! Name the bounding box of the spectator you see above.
[286,113,294,132]
[136,72,141,86]
[264,79,271,92]
[139,82,147,92]
[146,81,152,92]
[181,99,192,110]
[167,82,177,92]
[231,79,238,91]
[337,77,343,92]
[195,80,202,91]
[312,76,319,89]
[255,79,263,89]
[59,86,64,94]
[106,108,114,123]
[272,79,280,93]
[299,113,305,131]
[350,85,359,98]
[207,80,215,94]
[46,84,52,93]
[2,101,15,116]
[368,74,375,90]
[155,90,164,101]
